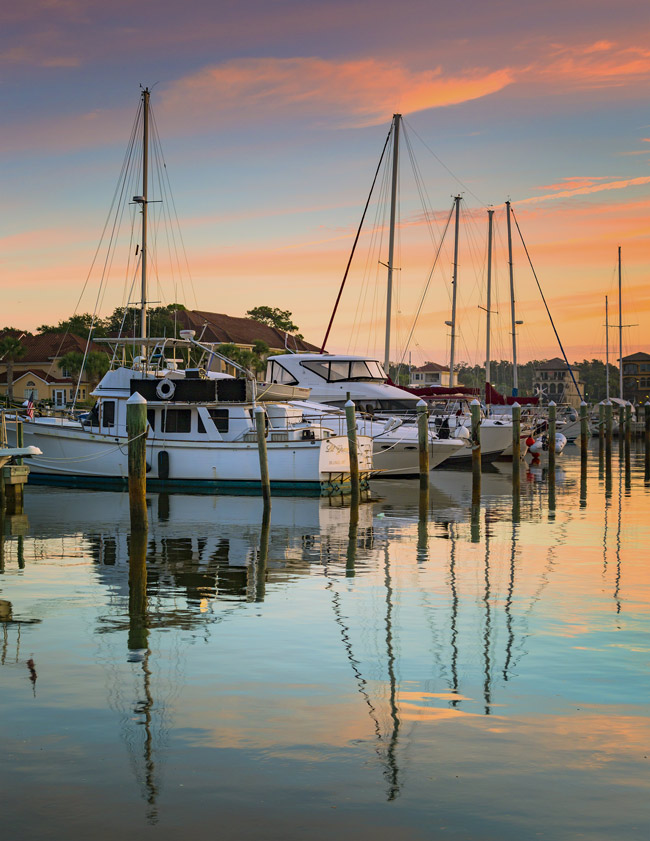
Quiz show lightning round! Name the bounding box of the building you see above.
[622,352,650,404]
[0,331,107,407]
[532,358,584,408]
[409,362,456,388]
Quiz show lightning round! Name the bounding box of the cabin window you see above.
[266,360,298,385]
[328,361,349,381]
[161,409,191,433]
[101,401,115,427]
[301,360,331,380]
[147,409,156,431]
[197,413,206,434]
[208,408,229,433]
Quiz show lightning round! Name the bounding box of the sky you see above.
[1,0,649,367]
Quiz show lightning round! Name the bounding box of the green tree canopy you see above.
[37,313,108,339]
[246,306,302,337]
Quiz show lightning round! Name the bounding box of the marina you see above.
[2,4,649,838]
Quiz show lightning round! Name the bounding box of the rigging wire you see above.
[403,118,488,209]
[396,201,455,368]
[510,207,584,401]
[321,123,392,352]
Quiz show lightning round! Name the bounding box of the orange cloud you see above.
[538,41,650,88]
[518,176,650,205]
[160,57,514,128]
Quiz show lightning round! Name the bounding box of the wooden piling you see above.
[126,392,148,531]
[548,401,557,475]
[254,406,271,507]
[605,400,613,460]
[470,399,481,504]
[417,399,429,492]
[15,420,24,465]
[644,402,650,483]
[345,397,360,502]
[580,401,588,464]
[618,404,625,456]
[511,402,521,464]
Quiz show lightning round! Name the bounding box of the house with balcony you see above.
[622,352,650,404]
[532,358,584,408]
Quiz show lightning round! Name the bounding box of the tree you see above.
[60,350,110,387]
[246,306,302,338]
[105,303,186,338]
[0,335,26,404]
[218,342,268,377]
[38,313,108,339]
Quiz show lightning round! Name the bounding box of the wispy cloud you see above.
[160,57,514,128]
[519,176,650,204]
[536,41,650,88]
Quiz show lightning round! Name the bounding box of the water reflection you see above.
[1,444,649,838]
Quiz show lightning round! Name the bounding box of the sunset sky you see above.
[2,0,648,367]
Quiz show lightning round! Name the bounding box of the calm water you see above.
[1,444,649,840]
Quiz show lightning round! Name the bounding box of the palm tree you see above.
[0,335,26,404]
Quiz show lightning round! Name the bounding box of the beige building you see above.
[532,358,584,408]
[0,332,106,406]
[409,361,456,388]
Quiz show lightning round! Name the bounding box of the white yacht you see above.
[266,353,512,464]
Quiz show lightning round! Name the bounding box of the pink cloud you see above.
[160,57,514,128]
[518,176,650,205]
[536,41,650,89]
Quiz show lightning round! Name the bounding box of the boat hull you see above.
[8,421,372,496]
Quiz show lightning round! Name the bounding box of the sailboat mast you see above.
[506,200,518,397]
[384,114,401,373]
[618,245,623,400]
[485,208,494,405]
[448,195,461,387]
[140,87,150,360]
[605,295,610,400]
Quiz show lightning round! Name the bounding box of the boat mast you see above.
[506,200,518,397]
[618,245,623,400]
[485,208,494,406]
[384,114,401,373]
[605,295,610,400]
[137,87,150,362]
[448,195,461,387]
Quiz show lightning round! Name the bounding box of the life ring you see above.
[156,378,176,400]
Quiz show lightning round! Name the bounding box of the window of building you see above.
[24,387,38,401]
[161,409,192,433]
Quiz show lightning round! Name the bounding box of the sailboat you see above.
[6,89,372,495]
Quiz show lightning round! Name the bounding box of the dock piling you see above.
[345,397,360,503]
[470,399,481,505]
[512,402,521,464]
[580,401,588,464]
[417,399,429,492]
[605,400,613,460]
[254,406,272,508]
[126,392,148,531]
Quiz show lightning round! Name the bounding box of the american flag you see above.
[26,397,34,420]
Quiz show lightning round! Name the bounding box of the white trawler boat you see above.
[10,340,370,495]
[5,89,372,495]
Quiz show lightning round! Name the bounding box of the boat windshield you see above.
[266,359,298,385]
[300,359,387,383]
[325,398,419,414]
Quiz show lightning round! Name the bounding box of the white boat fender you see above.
[156,378,176,400]
[382,416,403,434]
[452,426,470,441]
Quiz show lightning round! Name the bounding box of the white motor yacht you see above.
[266,353,512,463]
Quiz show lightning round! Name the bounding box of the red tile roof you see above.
[0,368,73,385]
[413,361,449,373]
